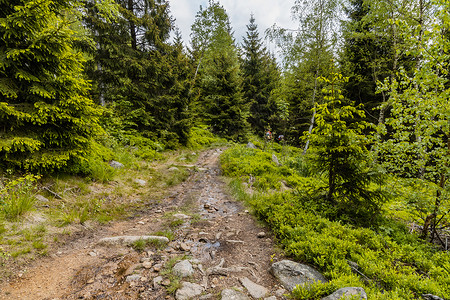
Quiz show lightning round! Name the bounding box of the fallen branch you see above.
[206,258,250,276]
[43,186,63,199]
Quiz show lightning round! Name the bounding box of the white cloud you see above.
[169,0,296,48]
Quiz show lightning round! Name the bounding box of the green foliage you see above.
[291,281,338,299]
[186,125,227,149]
[0,0,103,173]
[252,190,448,299]
[241,15,281,134]
[191,1,250,141]
[375,0,450,240]
[305,73,385,226]
[340,0,394,124]
[0,175,40,221]
[221,143,449,299]
[84,0,193,148]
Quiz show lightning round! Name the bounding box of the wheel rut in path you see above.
[1,148,286,299]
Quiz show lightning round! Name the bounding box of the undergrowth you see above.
[222,144,450,300]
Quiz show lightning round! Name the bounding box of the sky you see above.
[169,0,297,49]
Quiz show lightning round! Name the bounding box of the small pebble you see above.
[161,279,171,286]
[257,232,266,238]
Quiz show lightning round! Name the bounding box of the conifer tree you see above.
[307,73,385,225]
[241,15,281,135]
[83,0,192,147]
[191,1,249,141]
[0,0,102,173]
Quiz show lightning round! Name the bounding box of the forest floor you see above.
[0,148,287,299]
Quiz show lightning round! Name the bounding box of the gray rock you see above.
[239,277,269,299]
[271,260,327,292]
[264,297,277,300]
[221,288,251,300]
[247,142,257,149]
[257,232,266,238]
[175,282,203,300]
[322,287,367,300]
[422,295,444,300]
[125,274,141,282]
[173,260,194,278]
[153,263,163,272]
[97,235,169,246]
[153,276,163,286]
[272,154,280,166]
[109,160,124,169]
[133,179,147,186]
[173,213,191,220]
[179,242,190,251]
[275,288,287,297]
[35,194,49,202]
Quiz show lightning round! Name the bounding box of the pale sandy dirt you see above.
[0,149,286,300]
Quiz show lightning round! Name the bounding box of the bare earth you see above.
[0,149,286,299]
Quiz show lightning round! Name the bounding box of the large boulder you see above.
[271,260,327,292]
[322,287,367,300]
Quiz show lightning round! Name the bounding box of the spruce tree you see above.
[84,0,192,147]
[0,0,102,173]
[307,73,385,226]
[241,15,281,135]
[191,1,249,141]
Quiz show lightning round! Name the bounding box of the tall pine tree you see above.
[241,15,281,135]
[191,1,249,141]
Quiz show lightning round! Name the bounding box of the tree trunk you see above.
[128,0,137,50]
[303,71,319,155]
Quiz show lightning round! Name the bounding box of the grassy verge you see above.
[0,125,227,279]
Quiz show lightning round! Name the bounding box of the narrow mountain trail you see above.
[1,149,287,300]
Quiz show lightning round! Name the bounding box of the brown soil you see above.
[0,148,285,300]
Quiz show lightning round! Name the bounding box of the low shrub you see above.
[221,144,450,299]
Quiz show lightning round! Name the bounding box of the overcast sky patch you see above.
[169,0,296,50]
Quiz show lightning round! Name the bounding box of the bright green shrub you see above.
[221,145,277,177]
[187,125,227,149]
[223,171,449,299]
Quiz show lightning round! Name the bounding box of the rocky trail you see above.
[0,149,290,300]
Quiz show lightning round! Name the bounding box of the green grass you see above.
[0,175,40,221]
[152,230,176,241]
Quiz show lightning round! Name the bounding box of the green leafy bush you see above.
[187,125,227,149]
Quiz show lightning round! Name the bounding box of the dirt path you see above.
[1,149,285,299]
